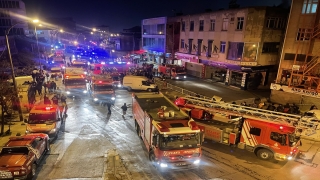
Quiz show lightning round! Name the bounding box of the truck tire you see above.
[149,151,157,166]
[27,163,36,180]
[257,149,273,160]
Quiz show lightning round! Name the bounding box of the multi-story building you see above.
[271,0,320,107]
[0,0,28,54]
[175,6,288,89]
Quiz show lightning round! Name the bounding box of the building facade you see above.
[271,0,320,107]
[175,6,288,89]
[141,17,167,64]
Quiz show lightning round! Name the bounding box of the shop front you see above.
[146,50,165,64]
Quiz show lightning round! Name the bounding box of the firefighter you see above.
[121,103,128,117]
[106,102,112,114]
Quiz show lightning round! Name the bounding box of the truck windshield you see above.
[28,113,56,124]
[0,147,29,155]
[94,84,114,91]
[176,68,185,73]
[288,133,300,147]
[160,133,200,150]
[51,69,60,73]
[65,79,86,85]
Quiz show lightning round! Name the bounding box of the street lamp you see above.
[5,22,24,122]
[32,19,41,70]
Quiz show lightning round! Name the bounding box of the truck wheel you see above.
[257,149,273,160]
[149,151,157,166]
[27,163,36,180]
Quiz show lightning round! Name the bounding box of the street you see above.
[26,80,320,180]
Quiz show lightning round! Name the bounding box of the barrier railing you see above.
[154,78,212,100]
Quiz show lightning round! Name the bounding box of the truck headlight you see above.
[184,76,186,78]
[111,97,115,100]
[94,98,98,101]
[49,128,56,134]
[66,91,70,94]
[160,163,168,168]
[83,90,88,93]
[176,77,179,79]
[117,84,122,88]
[13,171,19,175]
[287,156,293,160]
[193,159,200,164]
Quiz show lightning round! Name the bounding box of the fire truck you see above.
[159,64,187,80]
[133,92,203,170]
[88,77,116,104]
[174,96,314,161]
[63,67,88,96]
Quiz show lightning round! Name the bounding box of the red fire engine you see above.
[174,96,310,161]
[158,64,187,80]
[133,92,203,170]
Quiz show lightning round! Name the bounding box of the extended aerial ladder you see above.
[180,96,319,136]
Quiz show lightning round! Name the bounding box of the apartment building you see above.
[271,0,320,106]
[175,6,288,89]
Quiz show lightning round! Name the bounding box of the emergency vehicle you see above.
[26,104,66,140]
[159,64,187,80]
[50,66,62,78]
[72,58,88,68]
[174,96,314,161]
[133,92,203,170]
[0,133,50,180]
[88,63,104,75]
[88,77,116,104]
[63,67,88,96]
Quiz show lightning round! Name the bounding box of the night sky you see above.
[22,0,285,32]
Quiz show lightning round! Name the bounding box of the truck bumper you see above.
[157,159,200,170]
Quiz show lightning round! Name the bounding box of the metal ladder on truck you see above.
[182,96,319,136]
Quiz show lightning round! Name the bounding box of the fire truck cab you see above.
[88,77,116,104]
[26,104,66,140]
[159,64,187,80]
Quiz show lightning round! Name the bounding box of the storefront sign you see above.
[225,60,241,65]
[240,61,257,66]
[292,65,300,71]
[241,73,247,88]
[270,83,320,98]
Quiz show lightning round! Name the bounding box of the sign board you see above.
[270,83,320,98]
[292,65,300,71]
[240,61,257,66]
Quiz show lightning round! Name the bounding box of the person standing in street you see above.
[106,102,112,114]
[121,103,128,118]
[51,95,59,105]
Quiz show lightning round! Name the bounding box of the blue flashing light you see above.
[117,62,122,64]
[109,62,114,64]
[101,62,105,64]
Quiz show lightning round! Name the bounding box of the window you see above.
[222,18,229,31]
[190,21,194,31]
[157,24,165,34]
[262,42,280,53]
[236,17,244,30]
[181,39,185,49]
[266,17,286,29]
[181,21,185,31]
[209,19,215,31]
[249,127,261,136]
[302,0,318,14]
[199,20,204,31]
[227,42,244,60]
[220,41,226,53]
[270,132,287,145]
[296,28,312,41]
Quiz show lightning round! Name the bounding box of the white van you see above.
[9,76,33,92]
[123,76,158,92]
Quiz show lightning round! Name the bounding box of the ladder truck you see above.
[133,92,203,170]
[174,96,318,161]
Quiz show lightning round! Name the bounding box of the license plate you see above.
[175,163,187,166]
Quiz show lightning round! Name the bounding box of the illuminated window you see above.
[181,39,185,49]
[302,0,318,14]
